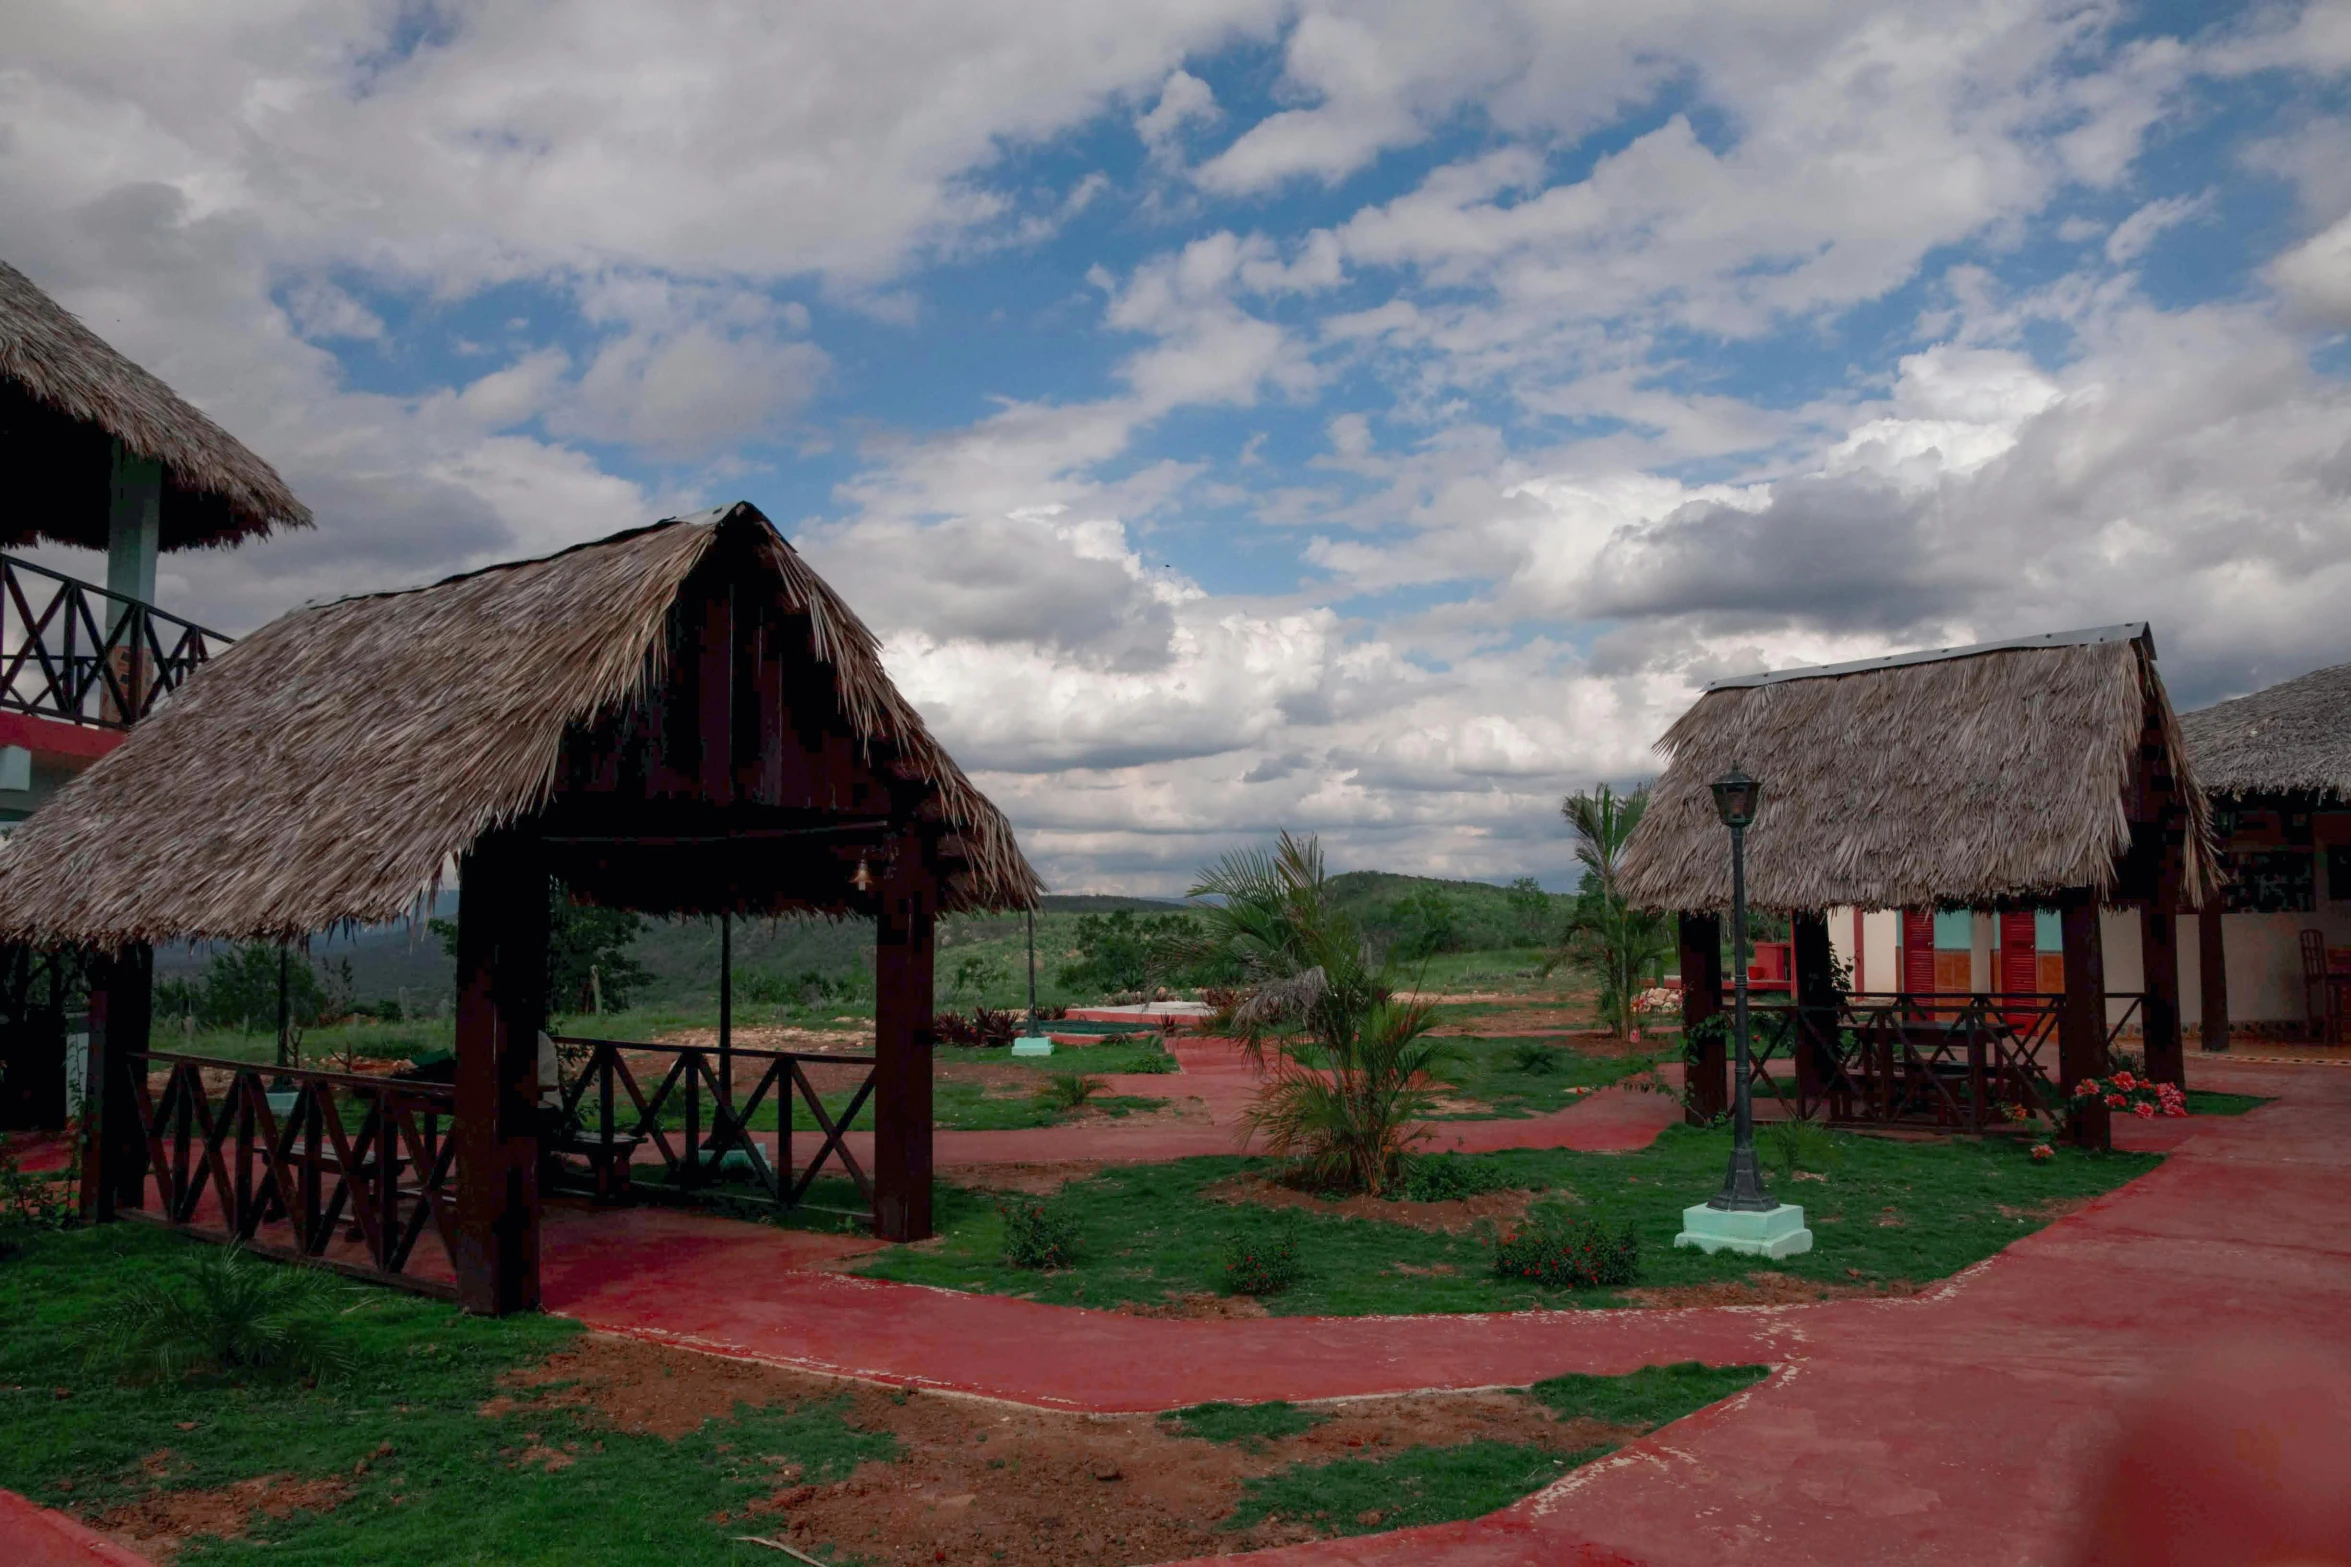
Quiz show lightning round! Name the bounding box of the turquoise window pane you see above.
[1933,910,1973,950]
[2036,909,2061,952]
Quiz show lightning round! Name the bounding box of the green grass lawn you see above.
[1430,1037,1664,1118]
[0,1226,881,1565]
[854,1126,2160,1315]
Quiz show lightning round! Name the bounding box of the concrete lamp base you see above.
[1010,1035,1055,1058]
[1674,1201,1814,1259]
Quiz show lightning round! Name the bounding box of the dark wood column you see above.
[1790,912,1837,1106]
[873,828,937,1241]
[451,832,549,1316]
[1677,912,1725,1124]
[2059,898,2108,1147]
[2197,902,2229,1053]
[77,943,152,1222]
[2140,900,2183,1088]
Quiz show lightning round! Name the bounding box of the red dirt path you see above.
[538,1057,2349,1565]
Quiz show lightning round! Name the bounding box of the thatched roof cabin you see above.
[1618,624,2218,914]
[2177,660,2351,802]
[0,502,1039,948]
[0,259,310,551]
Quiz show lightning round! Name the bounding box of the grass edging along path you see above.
[855,1125,2162,1316]
[2184,1089,2269,1116]
[2,1227,1764,1566]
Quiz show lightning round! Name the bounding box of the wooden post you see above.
[451,832,549,1316]
[77,944,152,1222]
[2197,902,2229,1053]
[872,828,937,1241]
[1790,912,1836,1112]
[2060,898,2108,1148]
[1677,912,1725,1124]
[2140,899,2183,1088]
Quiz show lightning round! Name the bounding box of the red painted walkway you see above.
[0,1488,148,1566]
[540,1057,2350,1565]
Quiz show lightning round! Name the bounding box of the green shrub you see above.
[1399,1153,1516,1203]
[1222,1228,1301,1296]
[1505,1040,1562,1074]
[997,1197,1081,1270]
[1492,1214,1638,1290]
[79,1243,359,1383]
[1763,1115,1842,1180]
[1036,1073,1104,1111]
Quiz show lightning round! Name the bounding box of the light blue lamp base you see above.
[1674,1202,1813,1259]
[1010,1035,1055,1058]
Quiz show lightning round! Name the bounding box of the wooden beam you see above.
[872,827,937,1240]
[76,943,152,1222]
[1677,912,1725,1124]
[2059,898,2108,1148]
[451,831,549,1316]
[2140,899,2183,1088]
[2197,901,2229,1053]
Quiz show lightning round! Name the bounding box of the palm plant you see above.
[1550,784,1676,1039]
[81,1243,360,1383]
[1174,832,1448,1195]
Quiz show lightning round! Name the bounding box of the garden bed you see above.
[853,1126,2161,1316]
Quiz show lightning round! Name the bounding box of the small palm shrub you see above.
[997,1197,1081,1270]
[1399,1153,1516,1203]
[1764,1115,1842,1180]
[1222,1228,1301,1296]
[1506,1040,1561,1075]
[1492,1214,1638,1290]
[81,1244,358,1383]
[1036,1073,1104,1112]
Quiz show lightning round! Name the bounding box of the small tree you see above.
[1506,876,1554,946]
[1173,832,1447,1196]
[1550,785,1675,1039]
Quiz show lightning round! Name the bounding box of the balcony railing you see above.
[0,552,232,730]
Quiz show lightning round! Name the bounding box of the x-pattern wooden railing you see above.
[0,553,231,729]
[1729,991,2145,1131]
[554,1036,877,1219]
[129,1053,457,1294]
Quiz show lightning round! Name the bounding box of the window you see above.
[2224,849,2316,914]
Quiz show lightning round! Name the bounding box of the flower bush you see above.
[2070,1072,2187,1121]
[1491,1214,1639,1290]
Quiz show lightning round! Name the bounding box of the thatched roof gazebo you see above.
[2177,660,2351,1047]
[0,501,1038,1311]
[1,259,310,552]
[1618,624,2213,1123]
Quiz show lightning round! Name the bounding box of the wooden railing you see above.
[1725,991,2146,1131]
[0,553,231,729]
[127,1053,457,1294]
[553,1036,876,1220]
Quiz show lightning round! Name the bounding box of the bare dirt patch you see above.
[95,1474,352,1563]
[1114,1291,1271,1320]
[955,1161,1115,1196]
[1201,1172,1542,1235]
[486,1332,1640,1567]
[1618,1273,1922,1308]
[1997,1196,2093,1222]
[1430,1008,1615,1040]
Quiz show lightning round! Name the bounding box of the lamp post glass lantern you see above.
[1674,764,1814,1259]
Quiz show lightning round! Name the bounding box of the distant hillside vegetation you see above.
[1326,871,1570,958]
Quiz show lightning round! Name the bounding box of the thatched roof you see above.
[2178,660,2351,802]
[0,259,310,551]
[1617,625,2218,914]
[0,503,1039,948]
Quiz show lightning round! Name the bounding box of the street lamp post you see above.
[1707,766,1772,1212]
[1674,764,1814,1259]
[1012,904,1054,1058]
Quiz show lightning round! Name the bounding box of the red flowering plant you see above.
[2070,1071,2187,1122]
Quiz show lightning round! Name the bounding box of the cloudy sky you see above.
[6,1,2349,893]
